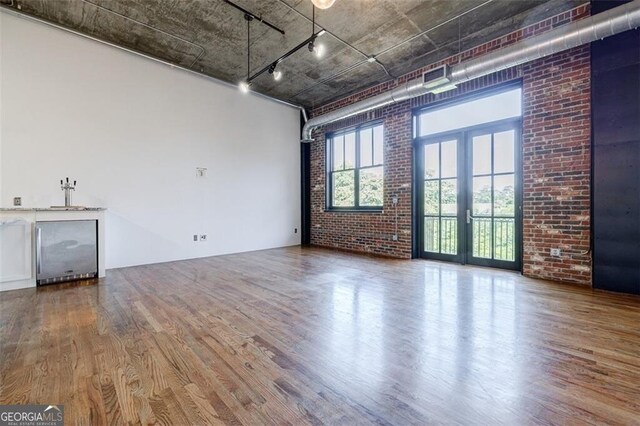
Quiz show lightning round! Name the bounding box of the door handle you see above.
[36,227,42,275]
[466,209,474,224]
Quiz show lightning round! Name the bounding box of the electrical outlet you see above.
[392,234,398,241]
[550,248,561,257]
[392,196,399,205]
[294,228,298,234]
[13,197,21,206]
[200,234,207,242]
[193,234,198,242]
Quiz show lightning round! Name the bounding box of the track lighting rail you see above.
[246,30,325,84]
[223,0,285,35]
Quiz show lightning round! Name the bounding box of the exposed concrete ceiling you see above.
[4,0,585,108]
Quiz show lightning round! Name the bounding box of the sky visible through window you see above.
[420,88,521,181]
[419,88,522,137]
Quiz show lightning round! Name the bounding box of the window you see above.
[327,123,384,210]
[417,87,522,137]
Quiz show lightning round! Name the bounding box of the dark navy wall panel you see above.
[592,0,640,294]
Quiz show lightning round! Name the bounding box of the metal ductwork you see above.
[301,0,640,142]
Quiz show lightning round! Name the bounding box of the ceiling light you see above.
[311,0,336,9]
[268,63,283,82]
[239,81,250,93]
[307,39,325,58]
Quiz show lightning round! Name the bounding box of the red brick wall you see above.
[521,47,591,283]
[309,5,592,284]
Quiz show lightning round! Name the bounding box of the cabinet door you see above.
[0,216,32,282]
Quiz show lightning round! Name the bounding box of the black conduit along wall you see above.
[592,0,640,294]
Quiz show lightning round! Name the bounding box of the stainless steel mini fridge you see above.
[36,220,98,285]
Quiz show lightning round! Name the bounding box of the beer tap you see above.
[60,177,76,207]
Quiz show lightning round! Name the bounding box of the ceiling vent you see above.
[423,65,450,87]
[422,65,458,94]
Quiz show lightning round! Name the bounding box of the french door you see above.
[416,120,522,270]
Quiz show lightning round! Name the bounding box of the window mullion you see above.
[329,171,333,208]
[355,129,360,208]
[327,138,332,208]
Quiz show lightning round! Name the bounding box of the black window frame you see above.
[326,121,385,212]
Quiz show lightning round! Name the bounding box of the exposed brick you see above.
[309,4,591,285]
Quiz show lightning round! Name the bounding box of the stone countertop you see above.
[0,207,106,211]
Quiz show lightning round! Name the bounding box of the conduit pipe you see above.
[301,0,640,142]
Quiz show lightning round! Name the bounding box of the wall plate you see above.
[196,167,208,178]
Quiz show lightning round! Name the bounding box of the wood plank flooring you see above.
[1,246,639,425]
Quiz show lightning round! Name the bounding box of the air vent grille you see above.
[422,65,452,89]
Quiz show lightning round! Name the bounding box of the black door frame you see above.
[414,116,523,271]
[464,120,523,271]
[415,131,466,263]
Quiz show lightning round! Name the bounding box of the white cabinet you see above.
[0,212,36,290]
[0,208,106,291]
[0,218,32,282]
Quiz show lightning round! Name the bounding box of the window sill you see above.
[324,208,384,214]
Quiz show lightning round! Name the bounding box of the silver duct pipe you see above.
[300,79,427,142]
[301,0,640,142]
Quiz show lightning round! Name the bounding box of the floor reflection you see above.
[3,247,639,424]
[326,261,525,416]
[330,279,384,390]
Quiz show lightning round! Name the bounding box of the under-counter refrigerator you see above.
[36,220,98,285]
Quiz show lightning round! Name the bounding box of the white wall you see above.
[0,12,301,269]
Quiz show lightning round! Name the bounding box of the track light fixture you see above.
[238,4,328,88]
[306,5,327,59]
[245,28,325,86]
[224,0,289,92]
[307,39,325,58]
[268,63,283,81]
[239,81,250,93]
[239,13,252,93]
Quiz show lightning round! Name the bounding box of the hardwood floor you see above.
[1,246,639,425]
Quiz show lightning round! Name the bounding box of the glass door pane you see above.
[415,86,522,271]
[423,138,459,257]
[467,127,518,267]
